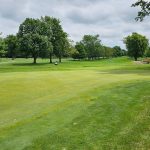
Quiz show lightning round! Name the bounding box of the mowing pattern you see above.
[0,57,150,150]
[24,81,150,150]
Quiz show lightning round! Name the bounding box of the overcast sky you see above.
[0,0,150,48]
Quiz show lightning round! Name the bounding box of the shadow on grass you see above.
[98,65,150,76]
[12,62,52,66]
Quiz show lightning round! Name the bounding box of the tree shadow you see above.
[12,62,51,66]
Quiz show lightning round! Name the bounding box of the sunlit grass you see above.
[0,57,150,150]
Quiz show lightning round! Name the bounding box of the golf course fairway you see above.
[0,57,150,150]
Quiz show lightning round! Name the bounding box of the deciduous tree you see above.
[41,16,53,63]
[113,46,122,57]
[124,32,149,61]
[51,18,68,63]
[82,35,102,60]
[18,18,50,63]
[75,42,86,59]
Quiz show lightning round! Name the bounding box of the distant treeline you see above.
[0,16,150,63]
[71,35,127,60]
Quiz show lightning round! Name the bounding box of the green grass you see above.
[0,57,150,150]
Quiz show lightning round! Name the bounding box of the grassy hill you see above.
[0,57,150,150]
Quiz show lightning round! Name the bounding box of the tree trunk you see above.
[134,56,137,61]
[12,56,15,60]
[33,57,37,64]
[59,56,61,63]
[49,54,52,63]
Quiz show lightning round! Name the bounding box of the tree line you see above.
[0,16,126,63]
[0,16,70,63]
[70,35,126,60]
[0,16,150,63]
[24,17,68,63]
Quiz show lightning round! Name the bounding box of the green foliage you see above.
[18,16,69,63]
[18,18,53,63]
[0,36,6,58]
[63,40,74,58]
[132,0,150,21]
[82,34,102,60]
[72,34,103,60]
[2,16,131,63]
[71,48,79,59]
[112,46,127,57]
[0,49,6,58]
[124,32,149,61]
[40,16,53,63]
[72,35,124,60]
[103,46,114,58]
[113,46,122,57]
[74,42,86,59]
[122,49,127,56]
[5,35,18,59]
[50,18,69,62]
[145,47,150,57]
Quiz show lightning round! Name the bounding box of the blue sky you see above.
[0,0,150,48]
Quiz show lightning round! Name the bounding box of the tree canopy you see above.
[50,18,69,62]
[18,18,56,63]
[113,46,123,57]
[0,35,6,59]
[5,35,18,59]
[17,16,69,63]
[2,15,149,63]
[145,47,150,57]
[124,32,149,61]
[70,34,127,60]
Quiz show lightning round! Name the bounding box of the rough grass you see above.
[0,57,150,150]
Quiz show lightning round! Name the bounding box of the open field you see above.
[0,57,150,150]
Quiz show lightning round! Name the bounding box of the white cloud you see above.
[0,0,149,49]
